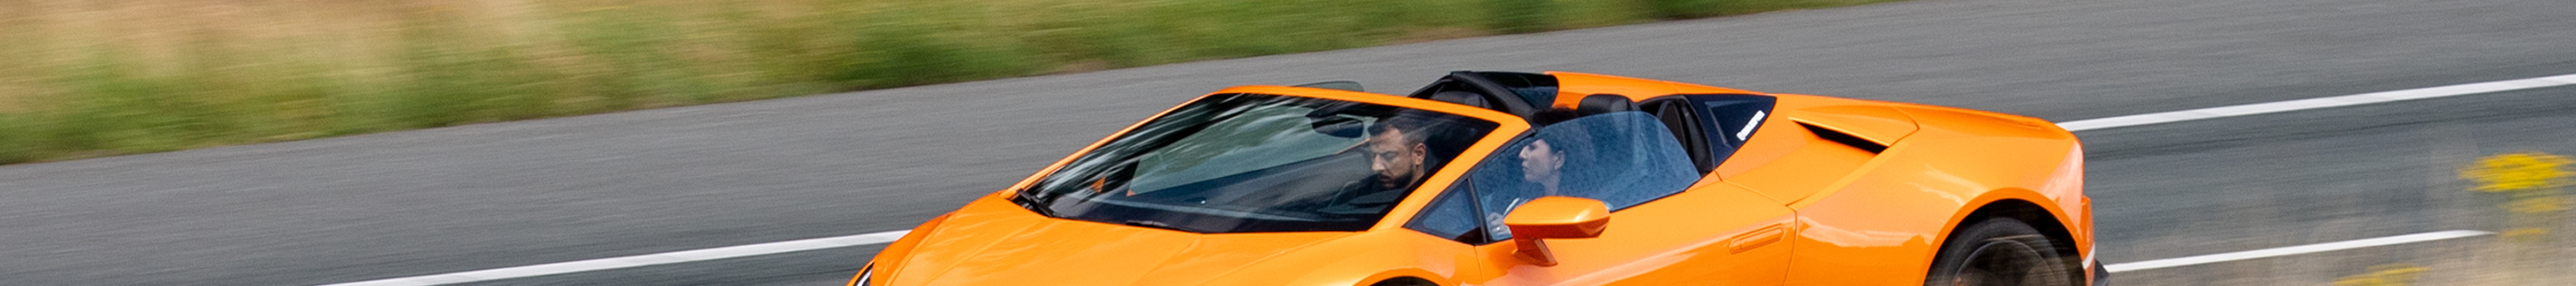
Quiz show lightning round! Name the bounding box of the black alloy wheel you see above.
[1924,218,2077,286]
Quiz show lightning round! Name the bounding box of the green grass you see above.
[0,0,1902,164]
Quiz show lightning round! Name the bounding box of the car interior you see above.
[1404,72,1550,120]
[1397,72,1730,173]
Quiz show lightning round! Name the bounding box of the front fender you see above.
[1196,231,1473,286]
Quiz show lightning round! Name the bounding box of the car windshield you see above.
[1013,93,1496,233]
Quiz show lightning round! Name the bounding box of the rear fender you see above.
[1926,189,2083,271]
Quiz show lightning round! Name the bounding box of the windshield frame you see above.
[997,86,1532,232]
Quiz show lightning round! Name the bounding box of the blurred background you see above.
[0,0,1877,164]
[0,0,2572,285]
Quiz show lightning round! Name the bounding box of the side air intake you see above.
[1800,122,1888,154]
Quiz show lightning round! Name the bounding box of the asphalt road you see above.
[4,0,2573,284]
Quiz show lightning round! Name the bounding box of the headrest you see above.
[1428,91,1493,109]
[1575,94,1634,115]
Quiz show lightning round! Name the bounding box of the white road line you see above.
[313,73,2576,286]
[2102,230,2493,273]
[2056,73,2576,131]
[318,231,910,286]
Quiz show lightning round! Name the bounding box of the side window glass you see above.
[1403,182,1484,243]
[1465,112,1701,240]
[1687,95,1779,165]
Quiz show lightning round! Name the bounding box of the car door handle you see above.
[1727,223,1787,254]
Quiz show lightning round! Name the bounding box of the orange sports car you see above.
[851,72,2099,286]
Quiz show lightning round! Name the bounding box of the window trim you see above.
[1404,132,1531,245]
[1682,94,1780,170]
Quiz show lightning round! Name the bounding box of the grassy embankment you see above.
[0,0,1895,164]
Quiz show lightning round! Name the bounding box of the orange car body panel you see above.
[1465,181,1795,286]
[853,73,2092,286]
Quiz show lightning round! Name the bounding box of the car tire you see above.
[1370,277,1437,286]
[1923,218,2076,286]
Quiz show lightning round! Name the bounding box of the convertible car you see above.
[850,72,2099,286]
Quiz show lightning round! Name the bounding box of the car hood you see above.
[882,199,1354,286]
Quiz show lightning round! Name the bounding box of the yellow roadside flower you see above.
[2505,196,2572,214]
[2333,264,2427,286]
[2461,153,2572,192]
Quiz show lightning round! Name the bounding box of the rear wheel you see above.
[1924,218,2075,286]
[1370,277,1436,286]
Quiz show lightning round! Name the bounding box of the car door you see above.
[1428,113,1796,286]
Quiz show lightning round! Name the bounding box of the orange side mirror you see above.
[1503,197,1612,266]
